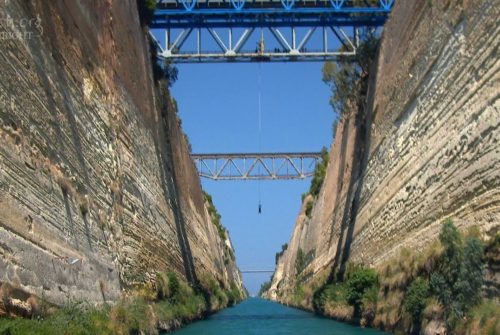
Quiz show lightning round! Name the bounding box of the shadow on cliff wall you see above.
[154,105,216,310]
[327,117,351,248]
[25,1,94,252]
[329,59,379,282]
[62,190,79,249]
[153,85,199,291]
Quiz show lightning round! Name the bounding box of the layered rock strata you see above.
[0,0,243,313]
[267,0,499,301]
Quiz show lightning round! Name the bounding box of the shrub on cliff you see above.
[258,280,272,297]
[484,233,500,270]
[404,277,429,325]
[301,147,329,218]
[430,221,463,304]
[305,198,314,218]
[167,272,181,303]
[454,236,485,309]
[155,271,200,306]
[345,266,378,316]
[156,272,171,300]
[203,191,227,241]
[0,274,208,334]
[226,282,243,306]
[275,243,288,264]
[313,283,348,312]
[197,272,240,310]
[295,248,306,275]
[322,60,356,116]
[309,147,329,198]
[308,221,490,333]
[430,220,485,328]
[148,37,178,86]
[322,32,379,136]
[332,119,339,140]
[453,300,500,335]
[312,264,378,318]
[292,282,306,306]
[322,31,379,114]
[137,0,156,26]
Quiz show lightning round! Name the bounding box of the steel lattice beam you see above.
[150,0,394,63]
[192,152,322,180]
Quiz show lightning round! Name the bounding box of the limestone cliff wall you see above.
[268,0,499,300]
[0,0,243,309]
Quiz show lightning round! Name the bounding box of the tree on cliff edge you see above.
[137,0,156,26]
[322,32,379,119]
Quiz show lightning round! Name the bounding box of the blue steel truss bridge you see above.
[192,152,321,180]
[150,0,394,63]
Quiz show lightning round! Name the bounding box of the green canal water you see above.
[170,298,389,335]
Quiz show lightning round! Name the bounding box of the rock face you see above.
[0,0,243,310]
[267,0,499,300]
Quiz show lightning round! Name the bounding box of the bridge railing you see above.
[155,0,395,11]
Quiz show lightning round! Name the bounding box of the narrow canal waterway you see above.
[171,298,389,335]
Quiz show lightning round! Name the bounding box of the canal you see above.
[171,298,389,335]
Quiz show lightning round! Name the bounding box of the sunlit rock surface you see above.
[0,0,243,312]
[266,0,499,301]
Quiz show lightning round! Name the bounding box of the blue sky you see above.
[171,62,334,295]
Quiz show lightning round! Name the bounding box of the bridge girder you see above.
[192,152,322,180]
[150,0,394,63]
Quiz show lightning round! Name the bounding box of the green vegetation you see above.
[198,272,244,310]
[485,231,500,257]
[309,147,329,198]
[302,147,329,218]
[322,59,357,116]
[136,0,156,26]
[149,37,178,86]
[275,243,288,264]
[313,265,377,315]
[322,33,379,116]
[304,220,496,334]
[199,273,228,309]
[258,281,272,297]
[291,282,306,306]
[141,1,179,130]
[313,282,349,313]
[322,32,379,137]
[0,302,115,335]
[304,199,314,218]
[345,266,378,316]
[430,220,485,327]
[295,248,306,275]
[226,282,244,306]
[203,191,238,268]
[293,248,315,280]
[0,271,244,335]
[0,272,205,335]
[331,119,338,140]
[203,191,227,241]
[404,277,429,324]
[454,300,500,335]
[144,1,178,88]
[311,265,377,322]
